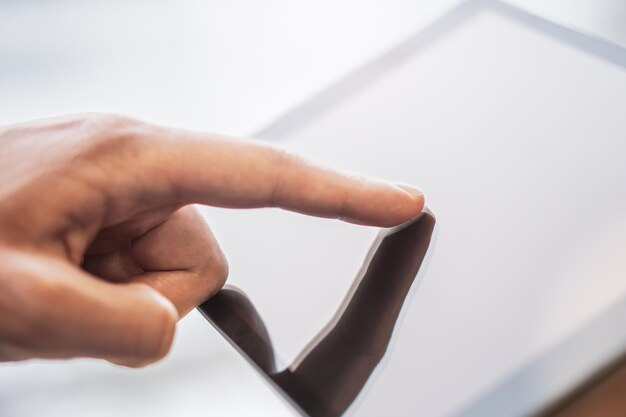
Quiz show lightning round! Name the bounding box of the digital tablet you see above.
[198,1,626,416]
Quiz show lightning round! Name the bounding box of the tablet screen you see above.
[200,3,626,417]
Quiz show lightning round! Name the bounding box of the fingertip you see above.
[396,182,425,208]
[142,285,180,322]
[337,180,425,227]
[342,183,424,227]
[386,183,426,227]
[115,284,178,367]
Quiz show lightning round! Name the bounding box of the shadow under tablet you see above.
[199,210,436,417]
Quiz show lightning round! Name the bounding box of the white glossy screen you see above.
[202,5,626,417]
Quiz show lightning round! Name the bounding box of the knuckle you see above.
[269,145,307,169]
[212,251,229,290]
[82,113,147,149]
[265,146,307,205]
[269,144,290,162]
[346,172,368,188]
[187,208,229,292]
[71,114,152,172]
[197,248,229,297]
[85,113,138,131]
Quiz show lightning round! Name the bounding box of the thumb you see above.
[0,250,178,367]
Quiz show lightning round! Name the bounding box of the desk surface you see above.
[548,356,626,417]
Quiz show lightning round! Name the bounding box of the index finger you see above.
[120,120,425,227]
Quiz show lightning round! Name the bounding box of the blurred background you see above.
[0,1,625,416]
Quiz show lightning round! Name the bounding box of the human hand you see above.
[0,114,423,367]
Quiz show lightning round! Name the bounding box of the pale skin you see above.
[0,114,424,367]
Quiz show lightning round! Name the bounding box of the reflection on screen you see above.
[201,211,436,416]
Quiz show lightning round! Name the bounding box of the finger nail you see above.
[395,183,424,199]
